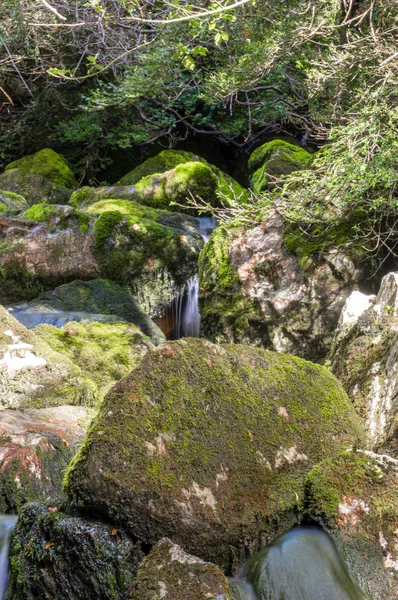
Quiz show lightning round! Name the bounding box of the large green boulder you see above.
[35,321,153,399]
[116,150,199,185]
[248,139,311,193]
[7,502,142,600]
[66,339,364,570]
[0,189,28,215]
[0,169,71,205]
[5,148,78,189]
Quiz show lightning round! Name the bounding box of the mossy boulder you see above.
[306,450,398,599]
[0,406,90,513]
[7,502,142,600]
[132,538,237,600]
[29,278,165,345]
[0,190,28,215]
[0,169,71,205]
[0,305,96,410]
[5,148,78,189]
[65,339,364,570]
[116,150,199,185]
[116,150,249,210]
[0,207,99,303]
[35,321,153,399]
[248,139,311,193]
[92,206,202,298]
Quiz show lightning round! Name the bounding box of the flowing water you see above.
[234,527,367,600]
[155,216,217,339]
[7,307,121,329]
[0,516,17,600]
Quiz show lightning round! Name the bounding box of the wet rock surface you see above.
[306,450,398,600]
[7,502,142,600]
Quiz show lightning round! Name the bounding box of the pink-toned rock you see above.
[0,405,91,512]
[0,212,100,303]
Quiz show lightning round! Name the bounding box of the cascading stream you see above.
[234,527,367,600]
[0,516,17,600]
[156,216,217,339]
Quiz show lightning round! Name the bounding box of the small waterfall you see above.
[234,527,366,600]
[0,516,17,600]
[155,216,217,339]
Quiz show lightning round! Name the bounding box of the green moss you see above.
[5,148,78,189]
[0,190,28,215]
[35,320,151,398]
[249,140,311,193]
[199,225,261,341]
[92,208,199,285]
[86,199,162,221]
[0,168,71,206]
[65,339,364,568]
[116,150,199,185]
[283,218,365,267]
[8,502,142,600]
[23,202,57,222]
[69,186,97,208]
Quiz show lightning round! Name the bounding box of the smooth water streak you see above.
[0,516,17,600]
[234,527,367,600]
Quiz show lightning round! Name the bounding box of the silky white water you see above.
[0,516,17,600]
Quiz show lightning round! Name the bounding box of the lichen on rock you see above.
[0,190,28,216]
[0,169,72,206]
[305,450,398,599]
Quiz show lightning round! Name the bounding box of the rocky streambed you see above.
[0,143,397,599]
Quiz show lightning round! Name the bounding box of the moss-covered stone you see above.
[0,305,98,410]
[248,139,311,193]
[30,278,165,345]
[198,224,260,343]
[7,502,142,600]
[116,150,203,185]
[65,339,364,570]
[116,150,249,210]
[5,149,78,189]
[35,321,153,399]
[133,161,219,211]
[92,207,202,289]
[0,169,72,205]
[132,538,237,600]
[0,190,28,215]
[305,451,398,599]
[23,202,58,222]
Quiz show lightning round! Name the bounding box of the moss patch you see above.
[5,148,78,189]
[23,202,58,222]
[35,321,152,398]
[249,140,311,193]
[116,150,201,185]
[0,189,28,215]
